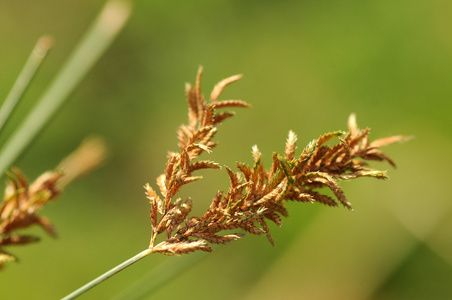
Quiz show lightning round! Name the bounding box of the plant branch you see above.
[111,251,209,300]
[60,248,153,300]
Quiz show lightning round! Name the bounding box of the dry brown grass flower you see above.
[60,68,408,300]
[0,137,106,268]
[144,67,408,255]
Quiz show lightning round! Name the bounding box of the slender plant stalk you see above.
[0,35,53,134]
[60,248,153,300]
[0,0,132,177]
[62,247,209,300]
[111,251,209,300]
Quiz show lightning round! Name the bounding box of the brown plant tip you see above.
[0,137,107,269]
[146,68,406,255]
[0,168,62,237]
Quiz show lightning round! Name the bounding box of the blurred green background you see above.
[1,0,451,299]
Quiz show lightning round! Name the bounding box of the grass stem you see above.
[0,36,53,134]
[60,248,153,300]
[111,251,209,300]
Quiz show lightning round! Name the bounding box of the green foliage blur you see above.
[1,1,451,299]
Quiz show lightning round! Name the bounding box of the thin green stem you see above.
[111,251,209,300]
[60,248,153,300]
[0,0,132,176]
[0,36,53,134]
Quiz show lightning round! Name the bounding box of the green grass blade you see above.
[0,0,132,176]
[0,36,53,134]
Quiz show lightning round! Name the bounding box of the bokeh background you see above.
[1,1,451,299]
